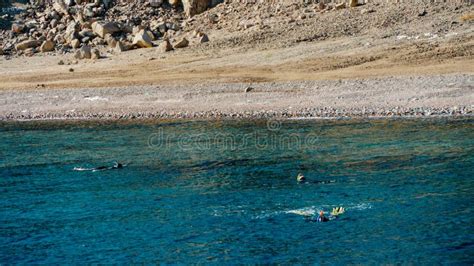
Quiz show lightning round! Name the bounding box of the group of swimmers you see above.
[297,173,346,222]
[73,165,343,222]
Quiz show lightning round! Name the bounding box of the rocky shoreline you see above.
[2,106,472,121]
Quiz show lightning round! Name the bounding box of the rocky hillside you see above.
[0,0,472,59]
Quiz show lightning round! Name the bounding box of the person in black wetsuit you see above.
[74,162,124,172]
[93,162,123,171]
[315,207,345,222]
[317,211,330,222]
[296,173,336,185]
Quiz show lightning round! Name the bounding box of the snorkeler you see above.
[297,173,306,183]
[316,207,345,222]
[296,173,336,184]
[317,211,330,222]
[112,162,123,169]
[73,162,125,172]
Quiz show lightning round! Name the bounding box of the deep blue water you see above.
[0,118,473,264]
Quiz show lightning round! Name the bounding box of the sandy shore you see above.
[1,74,472,121]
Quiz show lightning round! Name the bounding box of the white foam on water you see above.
[285,206,319,217]
[252,202,373,219]
[211,206,248,217]
[348,203,373,211]
[73,167,93,171]
[253,206,324,219]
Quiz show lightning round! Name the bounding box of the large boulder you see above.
[159,39,173,52]
[80,45,92,59]
[92,21,121,38]
[182,0,211,17]
[71,39,81,49]
[182,0,223,17]
[173,37,189,49]
[39,40,55,52]
[52,0,69,15]
[64,21,79,43]
[15,40,42,51]
[105,34,117,48]
[133,29,153,48]
[115,41,128,53]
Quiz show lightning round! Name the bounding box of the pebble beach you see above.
[1,74,472,121]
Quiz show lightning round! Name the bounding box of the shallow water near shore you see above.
[1,118,473,264]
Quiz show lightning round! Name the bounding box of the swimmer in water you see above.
[296,173,336,184]
[317,211,330,222]
[297,173,306,183]
[73,162,124,172]
[315,207,345,222]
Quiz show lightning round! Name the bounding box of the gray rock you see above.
[65,21,79,43]
[159,39,173,52]
[50,19,58,28]
[92,21,121,38]
[80,45,92,59]
[74,50,82,59]
[199,33,209,43]
[150,0,164,7]
[115,41,127,53]
[91,48,101,59]
[53,0,69,15]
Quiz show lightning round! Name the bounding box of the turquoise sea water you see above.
[1,118,473,264]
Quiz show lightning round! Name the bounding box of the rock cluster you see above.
[1,0,217,57]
